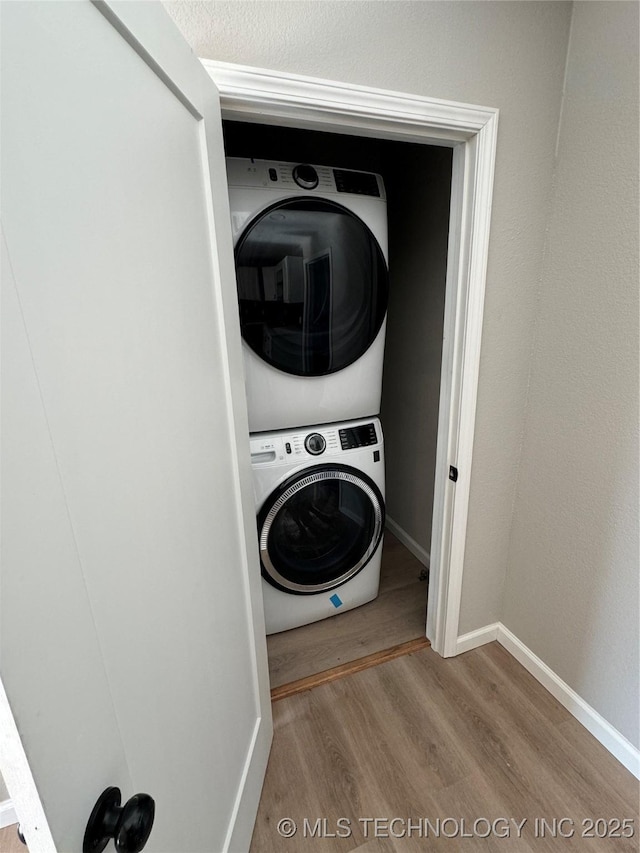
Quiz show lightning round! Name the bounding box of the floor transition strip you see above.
[270,635,431,702]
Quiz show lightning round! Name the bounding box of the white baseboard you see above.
[455,622,500,654]
[455,621,640,779]
[496,624,640,779]
[385,516,430,568]
[0,799,18,829]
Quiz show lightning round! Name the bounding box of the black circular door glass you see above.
[235,198,388,376]
[259,467,384,594]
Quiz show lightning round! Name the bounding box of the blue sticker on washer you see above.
[330,593,343,608]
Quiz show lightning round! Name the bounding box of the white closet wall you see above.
[381,147,452,559]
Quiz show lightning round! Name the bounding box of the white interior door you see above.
[0,2,272,851]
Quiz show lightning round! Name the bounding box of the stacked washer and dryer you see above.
[227,157,389,634]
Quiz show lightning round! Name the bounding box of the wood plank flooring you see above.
[267,532,429,688]
[271,637,431,702]
[251,642,639,852]
[0,825,24,853]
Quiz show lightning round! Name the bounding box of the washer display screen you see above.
[235,198,388,377]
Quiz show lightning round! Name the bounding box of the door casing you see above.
[203,60,499,658]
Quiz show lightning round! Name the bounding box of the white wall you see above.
[164,0,573,634]
[502,1,639,747]
[381,147,451,556]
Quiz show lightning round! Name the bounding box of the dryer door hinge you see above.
[449,465,458,483]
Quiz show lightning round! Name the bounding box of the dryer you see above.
[251,417,385,634]
[227,157,388,433]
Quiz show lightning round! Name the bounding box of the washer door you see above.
[258,464,385,594]
[235,198,388,376]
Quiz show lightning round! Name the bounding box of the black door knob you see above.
[83,787,155,853]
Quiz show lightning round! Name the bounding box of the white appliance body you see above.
[251,418,385,634]
[228,158,389,433]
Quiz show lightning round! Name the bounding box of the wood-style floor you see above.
[4,645,637,853]
[251,642,639,852]
[267,532,429,688]
[0,824,24,853]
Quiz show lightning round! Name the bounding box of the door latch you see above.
[449,465,458,483]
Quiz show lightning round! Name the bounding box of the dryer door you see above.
[235,198,388,376]
[258,464,385,594]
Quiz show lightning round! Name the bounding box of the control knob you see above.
[304,433,326,455]
[292,164,319,190]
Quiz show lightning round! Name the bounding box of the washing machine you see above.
[251,417,385,634]
[227,157,389,433]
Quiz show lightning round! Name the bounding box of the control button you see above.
[285,442,292,454]
[268,168,278,182]
[304,432,326,455]
[292,164,319,190]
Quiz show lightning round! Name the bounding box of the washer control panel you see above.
[339,422,378,450]
[250,421,379,465]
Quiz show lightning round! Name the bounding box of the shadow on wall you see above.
[380,145,451,557]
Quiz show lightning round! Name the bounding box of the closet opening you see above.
[222,120,453,693]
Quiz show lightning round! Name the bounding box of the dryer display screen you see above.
[333,169,380,197]
[235,198,388,377]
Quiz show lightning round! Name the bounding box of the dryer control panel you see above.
[226,158,386,201]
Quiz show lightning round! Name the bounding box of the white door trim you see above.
[202,60,499,658]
